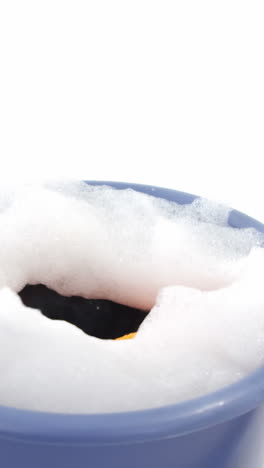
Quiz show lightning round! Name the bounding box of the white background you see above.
[0,0,263,220]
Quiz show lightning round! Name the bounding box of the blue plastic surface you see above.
[1,181,264,468]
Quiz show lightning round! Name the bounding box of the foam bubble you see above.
[0,181,263,413]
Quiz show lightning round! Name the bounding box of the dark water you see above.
[19,284,149,340]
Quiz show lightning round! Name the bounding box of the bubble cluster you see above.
[0,181,263,413]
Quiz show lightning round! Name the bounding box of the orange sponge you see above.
[115,332,136,340]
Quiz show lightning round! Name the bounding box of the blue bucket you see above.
[1,181,264,468]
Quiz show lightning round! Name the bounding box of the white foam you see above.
[0,181,263,413]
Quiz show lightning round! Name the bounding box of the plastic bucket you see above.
[1,181,264,468]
